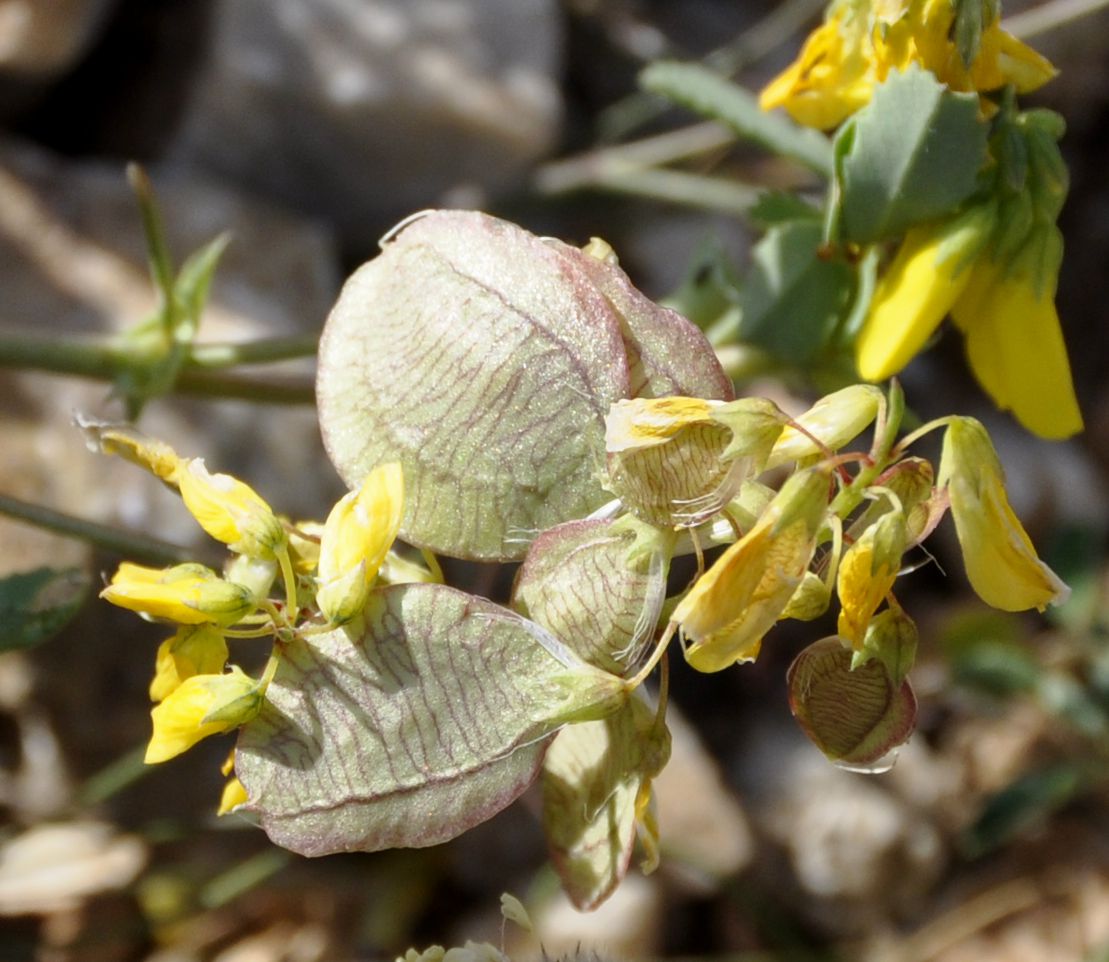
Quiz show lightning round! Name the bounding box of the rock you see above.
[0,821,146,915]
[168,0,564,252]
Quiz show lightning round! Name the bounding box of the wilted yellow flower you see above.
[92,424,182,482]
[674,468,829,672]
[760,0,1056,130]
[604,396,784,528]
[316,462,404,625]
[836,511,905,646]
[145,667,263,763]
[857,209,1082,440]
[178,459,287,559]
[102,562,256,626]
[149,625,229,702]
[938,417,1070,611]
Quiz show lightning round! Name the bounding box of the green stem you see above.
[0,493,195,566]
[79,745,150,806]
[0,330,316,404]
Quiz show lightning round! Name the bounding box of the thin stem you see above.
[276,546,298,624]
[0,493,193,566]
[0,330,316,404]
[538,164,761,216]
[626,621,677,690]
[186,333,320,368]
[1004,0,1109,39]
[894,415,956,455]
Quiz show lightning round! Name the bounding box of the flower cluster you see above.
[760,0,1054,130]
[605,385,1068,763]
[759,0,1082,440]
[92,424,413,807]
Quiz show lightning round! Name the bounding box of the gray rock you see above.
[170,0,564,251]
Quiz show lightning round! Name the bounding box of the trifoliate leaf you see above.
[834,67,989,244]
[788,636,916,767]
[512,519,667,675]
[542,696,670,910]
[0,566,90,652]
[236,583,627,856]
[738,219,854,362]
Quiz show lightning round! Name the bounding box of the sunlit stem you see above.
[276,545,298,624]
[893,415,957,456]
[258,649,281,693]
[871,379,904,463]
[626,621,678,691]
[420,548,444,584]
[652,652,670,734]
[221,626,278,639]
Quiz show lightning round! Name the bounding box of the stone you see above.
[169,0,564,252]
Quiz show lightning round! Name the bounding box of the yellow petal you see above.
[768,384,883,466]
[217,777,249,816]
[317,462,404,624]
[938,417,1070,611]
[178,459,286,559]
[604,397,717,453]
[145,668,261,764]
[836,512,904,646]
[954,257,1083,440]
[857,207,994,381]
[94,425,183,482]
[674,468,828,672]
[102,563,256,626]
[149,625,229,702]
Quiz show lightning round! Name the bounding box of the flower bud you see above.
[149,625,229,702]
[781,570,832,622]
[80,419,182,482]
[317,462,404,625]
[145,666,263,763]
[102,562,257,626]
[938,416,1069,611]
[178,459,287,559]
[768,385,883,466]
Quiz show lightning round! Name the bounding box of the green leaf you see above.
[542,696,670,910]
[0,566,90,652]
[738,219,854,362]
[236,583,627,856]
[748,191,822,230]
[317,211,729,563]
[639,62,834,177]
[512,519,667,675]
[788,636,917,768]
[834,67,989,244]
[175,232,232,339]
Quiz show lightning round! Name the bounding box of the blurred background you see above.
[2,1,1109,959]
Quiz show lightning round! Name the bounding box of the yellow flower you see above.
[145,667,263,764]
[856,203,994,381]
[952,245,1083,440]
[178,459,287,559]
[316,463,404,625]
[760,0,1055,130]
[673,468,829,672]
[149,625,229,702]
[938,416,1070,611]
[857,208,1082,440]
[836,511,905,646]
[101,562,256,626]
